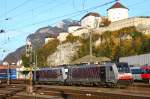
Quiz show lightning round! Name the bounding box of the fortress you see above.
[53,1,150,42]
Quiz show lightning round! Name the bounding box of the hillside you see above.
[33,26,150,67]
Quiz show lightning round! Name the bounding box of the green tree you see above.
[21,54,30,68]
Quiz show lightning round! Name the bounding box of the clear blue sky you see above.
[0,0,150,60]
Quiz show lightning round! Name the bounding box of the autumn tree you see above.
[36,39,59,67]
[101,18,111,26]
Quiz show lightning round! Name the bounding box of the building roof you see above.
[0,65,19,69]
[107,2,128,11]
[80,12,101,21]
[71,55,110,64]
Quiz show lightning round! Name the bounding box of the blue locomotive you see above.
[0,67,16,83]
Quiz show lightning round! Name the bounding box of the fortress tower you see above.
[107,1,129,22]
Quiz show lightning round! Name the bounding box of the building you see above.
[107,1,128,22]
[80,12,102,28]
[45,37,54,44]
[120,53,150,66]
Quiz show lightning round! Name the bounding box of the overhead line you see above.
[8,0,117,31]
[7,0,58,19]
[6,0,67,24]
[0,0,32,17]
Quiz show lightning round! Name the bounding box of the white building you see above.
[45,37,54,44]
[81,12,102,28]
[107,1,128,22]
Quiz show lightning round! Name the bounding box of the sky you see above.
[0,0,150,60]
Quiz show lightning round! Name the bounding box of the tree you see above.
[64,34,79,43]
[36,39,59,67]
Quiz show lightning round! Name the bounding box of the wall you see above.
[108,8,128,22]
[57,32,69,42]
[68,26,82,33]
[96,17,150,35]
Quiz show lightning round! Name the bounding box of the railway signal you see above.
[25,40,33,93]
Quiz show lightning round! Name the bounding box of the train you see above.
[0,62,133,87]
[130,65,150,83]
[36,62,133,87]
[0,67,16,83]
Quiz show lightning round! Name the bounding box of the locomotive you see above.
[0,66,16,83]
[36,62,133,86]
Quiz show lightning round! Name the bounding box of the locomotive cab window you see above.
[116,63,130,73]
[131,69,142,74]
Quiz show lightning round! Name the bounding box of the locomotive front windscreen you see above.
[116,63,130,73]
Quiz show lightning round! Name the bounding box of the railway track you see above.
[34,85,150,99]
[7,79,150,88]
[0,85,25,99]
[0,82,150,99]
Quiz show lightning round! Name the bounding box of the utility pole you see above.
[59,41,62,65]
[89,30,92,63]
[89,17,98,63]
[7,62,10,85]
[33,51,37,84]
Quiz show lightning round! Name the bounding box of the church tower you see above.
[107,1,128,22]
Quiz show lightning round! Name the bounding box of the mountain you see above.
[3,46,25,64]
[0,60,2,64]
[3,26,64,64]
[57,19,80,31]
[3,19,79,64]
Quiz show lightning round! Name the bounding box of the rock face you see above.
[47,42,80,66]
